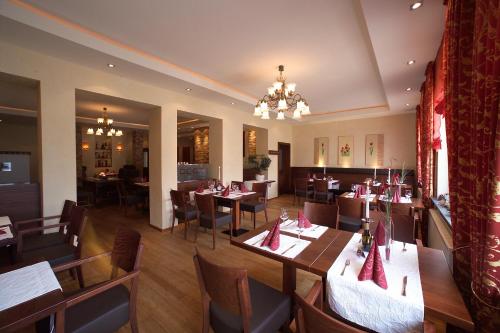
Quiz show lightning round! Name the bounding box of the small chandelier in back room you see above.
[253,65,310,120]
[86,107,123,136]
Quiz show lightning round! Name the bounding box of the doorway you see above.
[278,142,291,195]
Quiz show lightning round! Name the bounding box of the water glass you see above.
[405,189,412,200]
[280,208,288,222]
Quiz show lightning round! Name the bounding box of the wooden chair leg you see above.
[76,266,84,289]
[184,220,189,240]
[212,226,216,250]
[264,208,269,223]
[195,220,200,242]
[171,214,176,234]
[253,212,256,229]
[129,303,139,333]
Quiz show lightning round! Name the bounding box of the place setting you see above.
[279,208,328,239]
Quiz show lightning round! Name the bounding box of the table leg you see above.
[282,263,296,296]
[56,307,65,333]
[232,200,240,231]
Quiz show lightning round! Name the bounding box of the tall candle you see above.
[218,166,221,181]
[323,166,326,176]
[387,168,391,184]
[374,167,377,180]
[365,185,370,218]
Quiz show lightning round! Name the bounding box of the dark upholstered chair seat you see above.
[339,215,362,232]
[65,284,130,333]
[199,212,232,229]
[174,205,197,221]
[23,243,76,267]
[210,278,291,333]
[240,201,265,213]
[22,233,67,252]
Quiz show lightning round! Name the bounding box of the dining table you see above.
[339,192,425,211]
[0,261,65,332]
[231,221,473,332]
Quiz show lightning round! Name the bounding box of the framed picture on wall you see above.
[365,134,384,166]
[338,136,354,166]
[314,137,329,166]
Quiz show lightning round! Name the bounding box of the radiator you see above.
[427,209,453,272]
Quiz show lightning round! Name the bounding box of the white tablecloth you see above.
[379,195,412,204]
[280,219,328,239]
[244,231,311,259]
[0,261,61,311]
[0,226,13,241]
[0,216,11,227]
[327,233,424,333]
[344,193,376,201]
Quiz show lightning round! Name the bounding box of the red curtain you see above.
[433,43,446,150]
[419,63,434,204]
[444,0,500,331]
[416,105,422,184]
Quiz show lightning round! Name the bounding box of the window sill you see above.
[431,198,451,227]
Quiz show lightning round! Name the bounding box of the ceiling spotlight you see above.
[231,102,235,105]
[185,88,192,92]
[407,60,416,65]
[107,63,115,68]
[405,87,412,92]
[405,103,411,107]
[410,1,423,11]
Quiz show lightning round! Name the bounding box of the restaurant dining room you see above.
[0,1,498,332]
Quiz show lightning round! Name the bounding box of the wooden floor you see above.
[58,194,318,333]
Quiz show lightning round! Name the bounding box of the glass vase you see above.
[385,216,392,261]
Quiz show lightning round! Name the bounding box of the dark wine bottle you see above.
[361,218,373,252]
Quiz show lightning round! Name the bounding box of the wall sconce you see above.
[116,143,124,152]
[82,142,89,151]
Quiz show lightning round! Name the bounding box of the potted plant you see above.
[248,154,272,181]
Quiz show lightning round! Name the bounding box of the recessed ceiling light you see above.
[107,63,115,68]
[405,103,410,107]
[405,87,412,92]
[185,88,192,92]
[407,60,416,65]
[410,1,423,10]
[231,102,235,105]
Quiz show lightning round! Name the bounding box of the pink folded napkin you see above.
[374,220,386,245]
[222,186,230,197]
[0,228,6,235]
[354,185,365,198]
[392,173,400,185]
[358,239,388,289]
[240,183,249,193]
[261,219,280,251]
[195,185,204,193]
[359,185,367,195]
[392,188,401,203]
[298,210,312,229]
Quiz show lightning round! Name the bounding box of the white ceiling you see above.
[0,0,445,122]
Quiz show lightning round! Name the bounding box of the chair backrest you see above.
[193,248,252,331]
[295,178,309,192]
[370,211,416,244]
[195,193,215,217]
[59,200,76,233]
[252,182,268,201]
[295,291,362,333]
[170,189,189,210]
[303,202,339,229]
[337,196,364,219]
[313,179,328,193]
[67,206,87,253]
[378,201,414,216]
[111,227,143,274]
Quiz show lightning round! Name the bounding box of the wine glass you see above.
[280,208,289,222]
[405,189,412,201]
[351,184,356,192]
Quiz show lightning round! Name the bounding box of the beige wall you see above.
[0,41,292,229]
[292,114,416,169]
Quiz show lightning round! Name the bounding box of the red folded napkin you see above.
[392,188,401,203]
[354,185,365,198]
[0,229,6,235]
[392,173,400,185]
[358,239,388,289]
[261,219,280,251]
[195,185,204,193]
[359,185,366,195]
[222,186,230,197]
[298,210,312,228]
[374,220,386,245]
[240,183,249,193]
[378,183,388,195]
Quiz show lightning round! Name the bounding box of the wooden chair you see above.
[193,248,291,333]
[13,199,76,252]
[337,196,365,232]
[51,227,144,333]
[17,206,87,288]
[295,281,435,333]
[116,181,143,216]
[294,178,313,205]
[303,202,339,229]
[240,182,269,229]
[313,179,333,204]
[195,193,233,249]
[378,201,419,239]
[370,211,417,245]
[170,189,197,239]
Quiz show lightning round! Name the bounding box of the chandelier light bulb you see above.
[116,130,123,136]
[110,128,116,134]
[107,131,112,136]
[276,111,285,120]
[87,128,94,135]
[260,101,269,111]
[273,81,283,91]
[261,110,270,120]
[302,105,311,115]
[96,130,102,136]
[267,87,275,96]
[253,105,262,117]
[107,119,113,125]
[297,100,306,111]
[292,109,302,119]
[97,117,104,124]
[287,83,296,93]
[278,98,287,110]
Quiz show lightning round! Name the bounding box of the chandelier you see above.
[86,107,123,136]
[253,65,310,120]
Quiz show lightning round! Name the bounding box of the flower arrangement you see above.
[369,141,374,156]
[248,154,272,174]
[400,161,409,184]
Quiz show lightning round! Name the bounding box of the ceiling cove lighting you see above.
[86,107,123,137]
[254,65,310,120]
[107,63,115,68]
[410,1,423,11]
[407,60,416,65]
